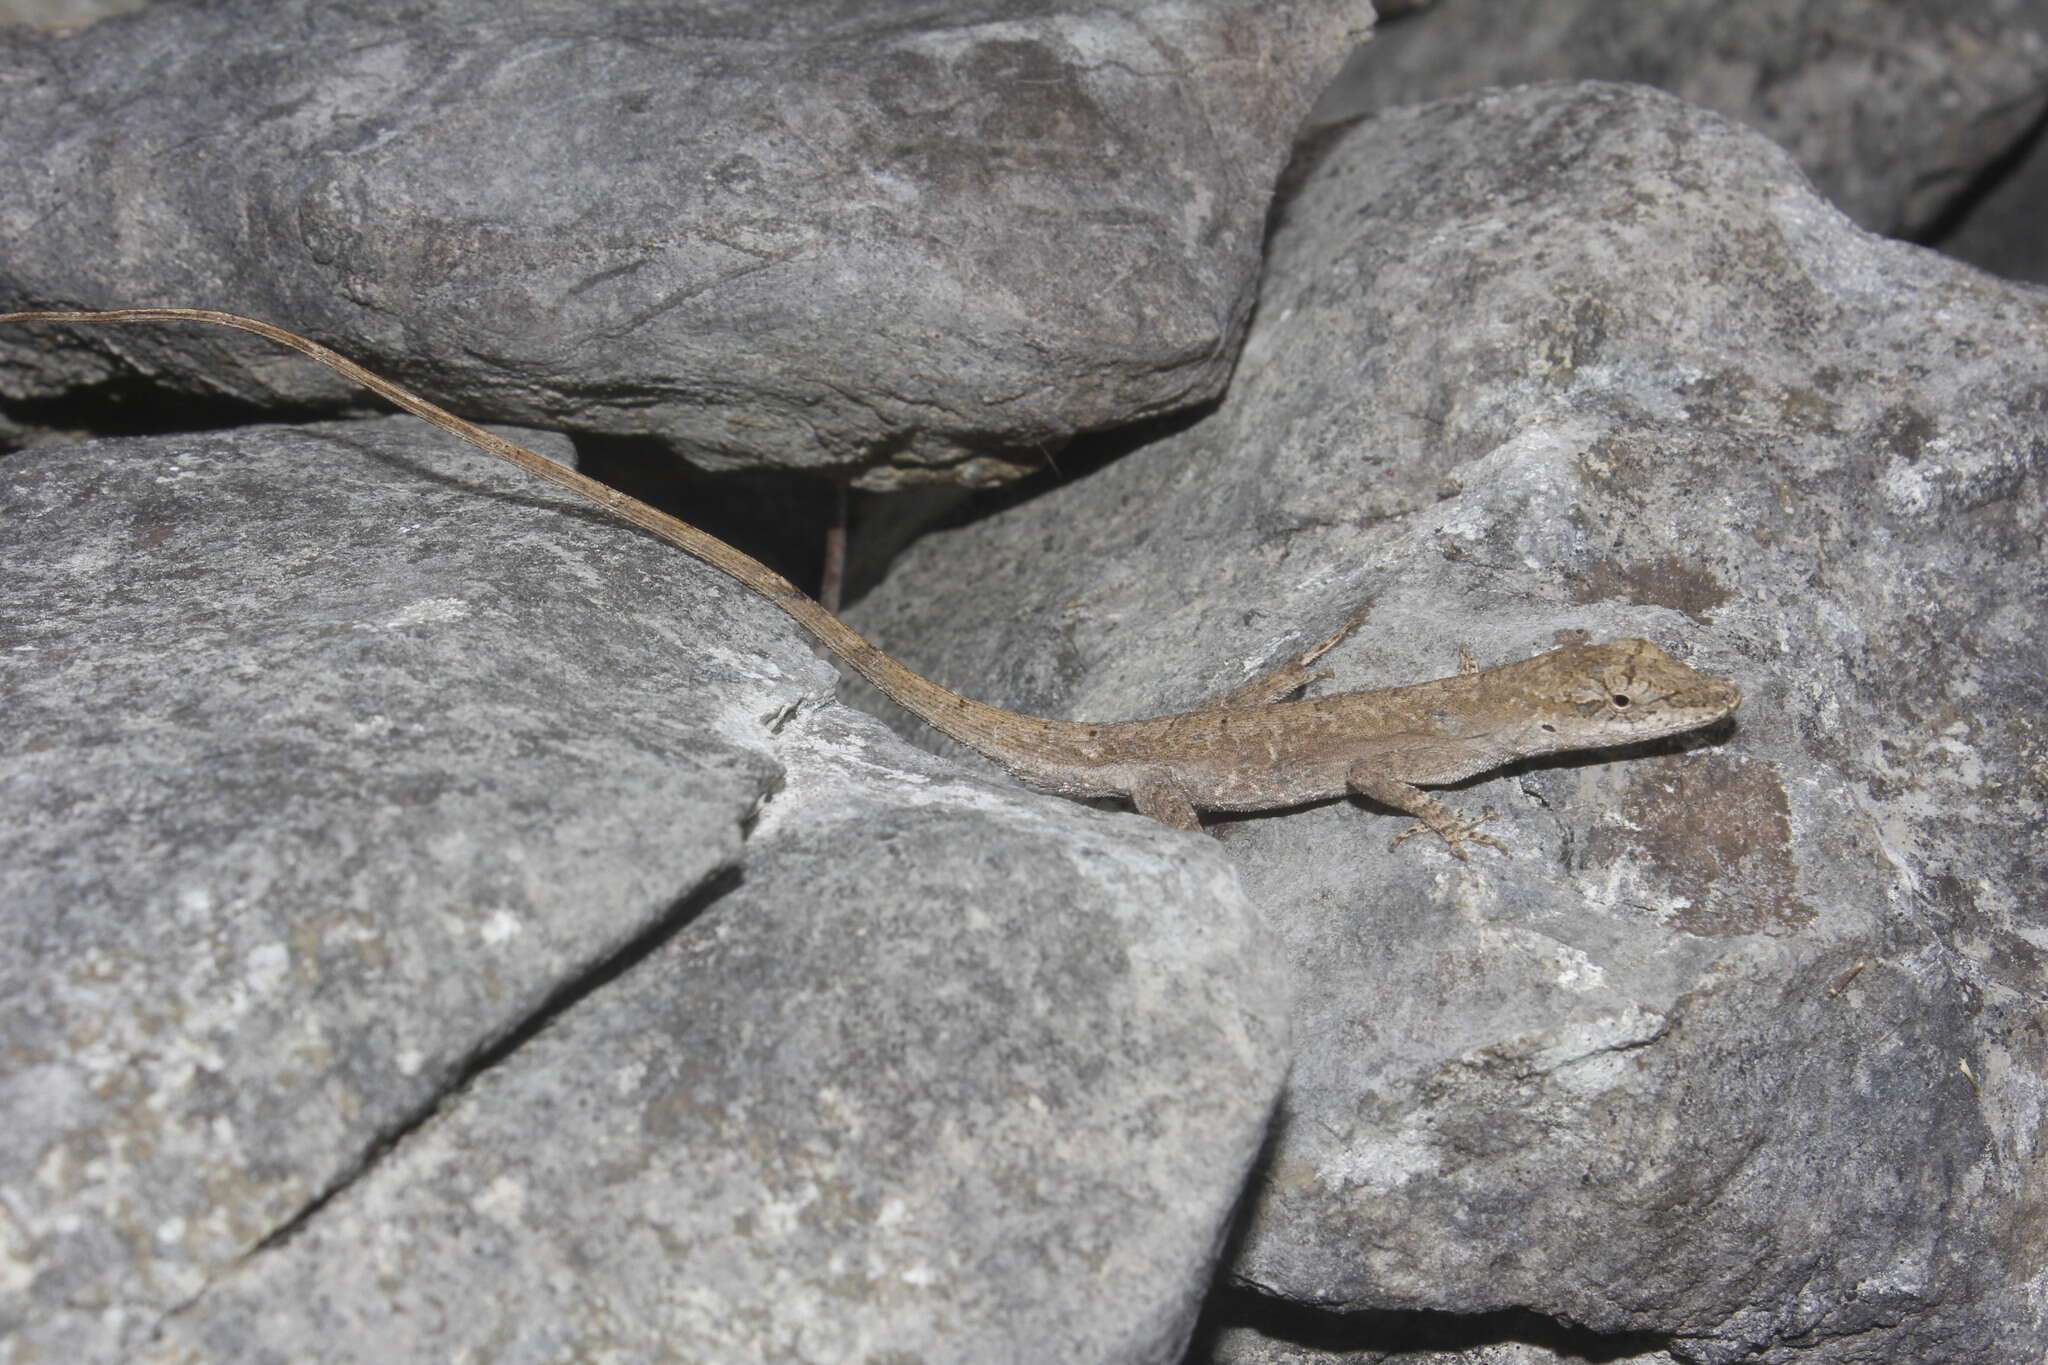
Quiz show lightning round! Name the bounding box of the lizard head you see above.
[1500,638,1741,754]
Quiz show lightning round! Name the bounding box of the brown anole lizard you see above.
[0,308,1742,857]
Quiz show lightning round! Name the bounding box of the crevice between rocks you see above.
[1183,1283,1674,1363]
[1911,94,2048,251]
[1178,1098,1677,1364]
[0,374,347,451]
[149,862,746,1338]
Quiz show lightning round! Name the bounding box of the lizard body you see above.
[0,309,1741,856]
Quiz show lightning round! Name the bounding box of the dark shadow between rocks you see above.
[307,422,855,608]
[810,394,1226,610]
[1177,1096,1673,1363]
[1175,1094,1287,1363]
[0,375,346,453]
[1183,1282,1673,1363]
[3,357,1241,639]
[570,430,848,594]
[1912,94,2048,252]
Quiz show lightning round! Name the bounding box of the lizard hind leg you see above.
[1129,773,1204,833]
[1346,762,1507,861]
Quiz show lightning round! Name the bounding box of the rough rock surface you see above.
[145,722,1286,1365]
[1312,0,2048,242]
[1,418,1288,1362]
[0,0,1365,487]
[844,82,2047,1363]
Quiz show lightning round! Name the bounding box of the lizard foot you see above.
[1387,806,1506,861]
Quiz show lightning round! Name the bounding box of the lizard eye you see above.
[1610,694,1631,708]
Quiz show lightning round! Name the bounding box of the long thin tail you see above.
[0,308,1080,769]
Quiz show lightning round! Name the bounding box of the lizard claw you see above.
[1387,806,1506,860]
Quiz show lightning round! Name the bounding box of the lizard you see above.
[0,308,1742,858]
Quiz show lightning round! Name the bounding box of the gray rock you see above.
[844,82,2046,1363]
[0,415,779,1357]
[0,0,1367,488]
[2,417,1288,1359]
[146,712,1288,1365]
[1311,0,2048,240]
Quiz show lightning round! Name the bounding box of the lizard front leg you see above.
[1200,603,1373,710]
[1346,763,1506,860]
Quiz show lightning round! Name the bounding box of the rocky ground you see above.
[3,3,2043,1362]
